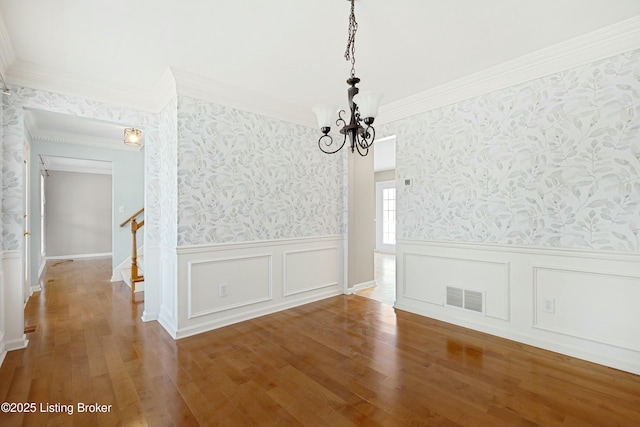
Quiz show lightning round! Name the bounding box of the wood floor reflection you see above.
[356,253,395,306]
[1,257,640,426]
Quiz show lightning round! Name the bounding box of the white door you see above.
[23,141,31,304]
[375,180,396,254]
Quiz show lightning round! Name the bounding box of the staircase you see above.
[121,253,144,294]
[120,207,144,302]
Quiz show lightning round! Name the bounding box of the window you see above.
[382,187,396,245]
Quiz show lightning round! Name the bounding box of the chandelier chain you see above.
[344,0,358,78]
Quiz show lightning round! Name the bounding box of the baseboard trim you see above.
[346,280,376,294]
[394,301,640,376]
[141,311,159,322]
[4,335,29,352]
[174,288,342,340]
[46,252,112,260]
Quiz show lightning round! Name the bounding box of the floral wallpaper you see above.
[159,97,178,249]
[2,86,161,251]
[380,49,640,252]
[176,95,344,245]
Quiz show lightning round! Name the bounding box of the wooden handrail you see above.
[120,207,144,227]
[119,207,145,302]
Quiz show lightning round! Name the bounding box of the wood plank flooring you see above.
[1,257,640,426]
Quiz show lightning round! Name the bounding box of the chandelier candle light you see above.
[313,0,382,156]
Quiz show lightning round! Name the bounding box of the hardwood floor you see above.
[356,253,395,306]
[1,258,640,426]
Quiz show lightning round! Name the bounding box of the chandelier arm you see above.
[336,110,347,128]
[360,124,376,149]
[354,134,369,156]
[318,133,347,155]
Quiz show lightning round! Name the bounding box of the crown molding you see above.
[151,66,177,110]
[24,112,141,152]
[378,15,640,125]
[41,159,113,175]
[4,15,639,124]
[5,60,159,112]
[0,10,16,75]
[171,67,316,127]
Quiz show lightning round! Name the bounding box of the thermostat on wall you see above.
[404,178,412,186]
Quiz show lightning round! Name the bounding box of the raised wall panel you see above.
[283,247,338,296]
[534,267,640,352]
[403,253,510,320]
[175,236,344,339]
[396,239,640,375]
[188,254,272,319]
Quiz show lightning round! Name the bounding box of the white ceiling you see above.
[1,0,640,122]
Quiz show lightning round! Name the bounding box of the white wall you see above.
[45,170,112,257]
[379,49,640,374]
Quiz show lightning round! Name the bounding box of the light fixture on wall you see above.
[313,0,381,157]
[124,128,143,147]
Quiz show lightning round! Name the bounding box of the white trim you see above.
[347,280,376,294]
[378,16,640,124]
[141,311,159,322]
[174,288,342,340]
[171,67,315,127]
[394,301,640,376]
[3,16,638,122]
[4,335,28,352]
[282,246,340,297]
[0,10,16,75]
[396,238,640,262]
[5,60,158,112]
[46,252,112,260]
[177,234,345,255]
[186,254,273,319]
[532,266,640,352]
[2,250,20,260]
[151,67,177,112]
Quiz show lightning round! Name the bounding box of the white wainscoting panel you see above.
[403,253,510,320]
[533,267,640,352]
[395,239,640,375]
[1,251,28,355]
[188,254,272,319]
[283,247,338,296]
[175,235,344,339]
[0,270,5,367]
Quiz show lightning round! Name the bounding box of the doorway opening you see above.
[356,135,396,306]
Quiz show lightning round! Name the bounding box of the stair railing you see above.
[119,207,144,302]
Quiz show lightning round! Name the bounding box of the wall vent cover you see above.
[446,286,485,314]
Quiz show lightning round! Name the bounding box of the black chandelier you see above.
[313,0,381,157]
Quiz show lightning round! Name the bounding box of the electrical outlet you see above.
[542,296,555,314]
[219,283,228,297]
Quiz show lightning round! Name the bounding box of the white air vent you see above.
[446,286,485,315]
